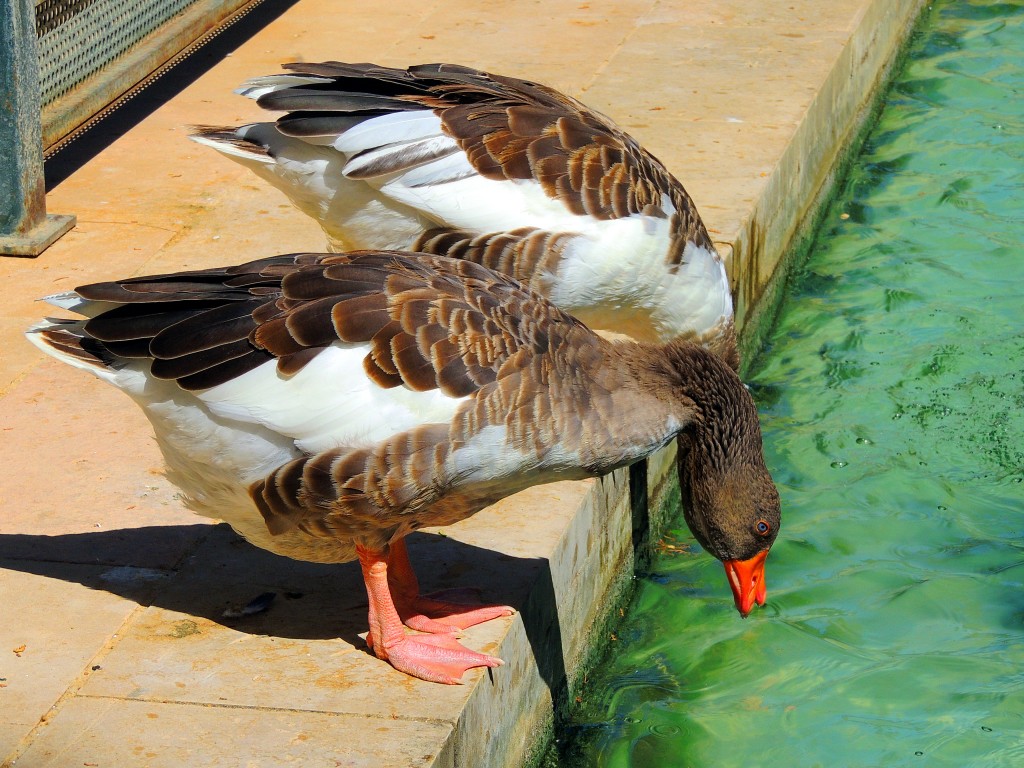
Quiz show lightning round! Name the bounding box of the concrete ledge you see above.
[1,1,926,766]
[733,0,930,365]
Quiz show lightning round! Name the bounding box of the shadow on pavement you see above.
[1,522,569,697]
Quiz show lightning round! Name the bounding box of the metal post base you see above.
[0,213,76,257]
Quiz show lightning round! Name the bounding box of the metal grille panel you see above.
[36,0,199,106]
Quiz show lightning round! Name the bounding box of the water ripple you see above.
[551,4,1024,765]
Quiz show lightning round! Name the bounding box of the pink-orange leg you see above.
[386,538,515,634]
[356,545,504,685]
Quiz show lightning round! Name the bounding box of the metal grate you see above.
[34,0,259,151]
[35,0,99,37]
[36,0,198,106]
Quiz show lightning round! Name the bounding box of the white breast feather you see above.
[198,343,467,454]
[333,112,448,154]
[447,425,534,485]
[668,242,733,329]
[547,224,731,339]
[379,173,591,234]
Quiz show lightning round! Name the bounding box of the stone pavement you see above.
[1,1,924,765]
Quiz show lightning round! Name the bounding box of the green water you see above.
[550,2,1024,766]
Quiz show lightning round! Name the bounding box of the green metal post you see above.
[1,0,74,256]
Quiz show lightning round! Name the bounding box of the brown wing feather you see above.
[246,256,612,541]
[245,251,611,540]
[250,422,457,540]
[66,250,592,399]
[255,62,714,258]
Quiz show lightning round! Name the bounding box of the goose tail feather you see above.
[25,318,124,381]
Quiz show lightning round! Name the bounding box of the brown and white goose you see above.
[26,251,779,684]
[191,62,738,367]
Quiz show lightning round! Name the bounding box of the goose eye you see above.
[755,520,771,536]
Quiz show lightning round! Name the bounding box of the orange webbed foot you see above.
[375,631,504,685]
[401,591,515,634]
[358,544,507,684]
[385,540,515,633]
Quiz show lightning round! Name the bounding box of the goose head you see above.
[666,343,781,616]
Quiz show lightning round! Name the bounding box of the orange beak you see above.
[723,549,769,617]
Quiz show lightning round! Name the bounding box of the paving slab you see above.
[0,565,143,734]
[15,697,456,768]
[1,0,926,765]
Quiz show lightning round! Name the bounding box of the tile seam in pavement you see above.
[1,604,149,768]
[66,219,178,234]
[1,527,219,765]
[578,0,657,93]
[0,557,178,569]
[68,693,456,724]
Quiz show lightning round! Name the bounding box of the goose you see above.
[26,251,779,684]
[191,62,738,368]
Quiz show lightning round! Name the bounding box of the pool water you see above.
[548,2,1024,765]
